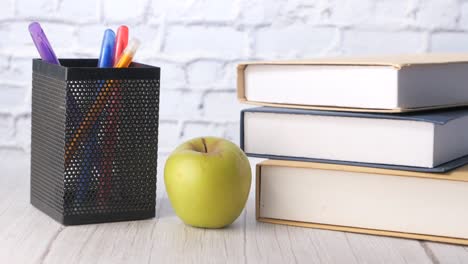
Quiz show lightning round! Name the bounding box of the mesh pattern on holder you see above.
[31,59,160,225]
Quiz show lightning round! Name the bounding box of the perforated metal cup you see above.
[31,59,160,225]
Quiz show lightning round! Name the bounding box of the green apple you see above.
[164,137,251,228]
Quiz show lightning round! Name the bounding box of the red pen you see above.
[113,25,129,64]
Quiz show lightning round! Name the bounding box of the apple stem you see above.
[201,138,207,153]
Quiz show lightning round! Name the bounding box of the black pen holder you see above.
[30,59,160,225]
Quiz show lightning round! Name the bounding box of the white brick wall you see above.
[1,0,468,157]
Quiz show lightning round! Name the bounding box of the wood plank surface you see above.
[0,154,467,263]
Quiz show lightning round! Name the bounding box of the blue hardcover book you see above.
[240,107,468,172]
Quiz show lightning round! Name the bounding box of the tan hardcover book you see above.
[256,159,468,245]
[238,53,468,113]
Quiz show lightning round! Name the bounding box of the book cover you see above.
[241,107,468,172]
[256,159,468,246]
[238,53,468,112]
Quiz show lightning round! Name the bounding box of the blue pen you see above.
[98,29,116,67]
[96,30,116,203]
[76,29,115,205]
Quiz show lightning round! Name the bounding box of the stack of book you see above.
[237,54,468,245]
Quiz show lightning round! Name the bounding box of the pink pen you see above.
[113,26,129,64]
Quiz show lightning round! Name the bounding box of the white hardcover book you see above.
[256,160,468,245]
[241,107,468,170]
[237,54,468,112]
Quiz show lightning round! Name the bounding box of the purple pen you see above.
[28,22,60,65]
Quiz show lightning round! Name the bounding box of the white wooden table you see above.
[2,152,468,264]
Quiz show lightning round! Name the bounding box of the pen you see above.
[28,22,60,65]
[114,26,129,64]
[77,29,115,204]
[98,29,116,68]
[114,39,140,68]
[99,26,129,203]
[28,22,82,143]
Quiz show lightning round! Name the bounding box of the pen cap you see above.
[114,26,129,63]
[28,22,60,65]
[114,38,140,68]
[98,29,116,68]
[123,39,140,57]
